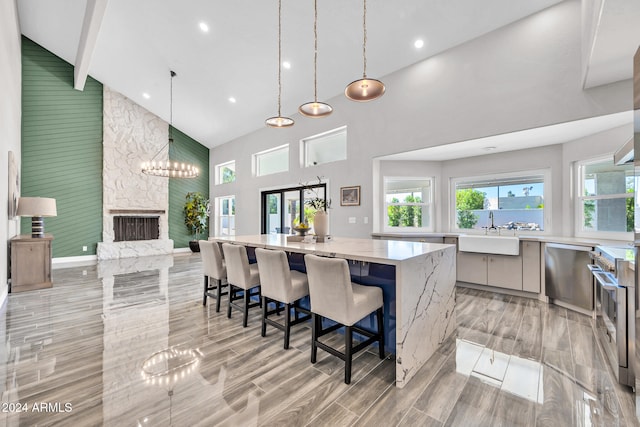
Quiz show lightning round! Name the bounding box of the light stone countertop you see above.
[211,234,454,265]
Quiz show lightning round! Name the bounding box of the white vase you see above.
[313,211,329,237]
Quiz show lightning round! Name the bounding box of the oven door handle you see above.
[592,271,623,291]
[587,264,603,272]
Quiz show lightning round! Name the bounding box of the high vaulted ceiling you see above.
[16,0,640,149]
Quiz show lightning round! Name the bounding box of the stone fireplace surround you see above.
[97,87,174,260]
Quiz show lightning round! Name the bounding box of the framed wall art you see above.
[340,186,360,206]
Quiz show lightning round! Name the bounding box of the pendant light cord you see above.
[277,0,283,117]
[362,0,368,78]
[313,0,318,102]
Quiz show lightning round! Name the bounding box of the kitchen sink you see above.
[458,235,520,256]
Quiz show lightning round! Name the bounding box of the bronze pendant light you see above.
[345,0,385,102]
[266,0,294,127]
[299,0,333,117]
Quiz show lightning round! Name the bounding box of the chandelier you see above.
[141,71,199,178]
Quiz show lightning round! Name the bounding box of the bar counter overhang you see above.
[210,234,457,388]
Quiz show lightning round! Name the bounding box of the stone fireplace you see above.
[97,87,174,260]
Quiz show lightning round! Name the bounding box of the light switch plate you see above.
[364,216,369,224]
[348,217,356,224]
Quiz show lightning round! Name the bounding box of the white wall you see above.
[209,0,631,239]
[0,0,21,308]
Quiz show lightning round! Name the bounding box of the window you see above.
[384,177,434,231]
[215,195,235,236]
[254,145,289,177]
[302,126,347,167]
[452,171,547,232]
[215,161,235,184]
[576,157,633,238]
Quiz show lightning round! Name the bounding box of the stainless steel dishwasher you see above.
[544,243,594,311]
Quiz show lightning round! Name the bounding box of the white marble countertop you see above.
[211,234,454,265]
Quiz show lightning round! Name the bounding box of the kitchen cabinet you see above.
[10,234,53,292]
[522,241,541,293]
[456,241,541,293]
[488,254,522,290]
[457,252,488,285]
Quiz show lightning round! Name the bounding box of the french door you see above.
[261,183,326,234]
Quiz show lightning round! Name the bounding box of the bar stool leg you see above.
[284,302,291,349]
[377,307,385,359]
[261,296,268,337]
[215,279,222,313]
[203,276,209,306]
[311,313,319,363]
[227,285,234,319]
[345,326,353,384]
[243,289,250,327]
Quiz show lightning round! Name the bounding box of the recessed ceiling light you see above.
[199,22,209,33]
[282,61,291,70]
[414,39,424,49]
[228,97,236,103]
[483,146,497,151]
[142,93,150,99]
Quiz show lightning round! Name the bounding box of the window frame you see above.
[301,126,347,168]
[450,169,550,235]
[215,160,236,185]
[214,195,235,236]
[383,176,435,233]
[574,156,633,240]
[253,144,290,177]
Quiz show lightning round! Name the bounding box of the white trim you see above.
[382,176,435,233]
[253,144,289,177]
[173,247,192,254]
[0,286,7,310]
[214,159,236,185]
[52,255,97,268]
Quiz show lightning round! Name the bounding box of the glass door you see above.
[265,193,282,234]
[261,183,326,234]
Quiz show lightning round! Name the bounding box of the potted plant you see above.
[184,192,209,252]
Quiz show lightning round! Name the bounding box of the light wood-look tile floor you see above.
[1,253,638,426]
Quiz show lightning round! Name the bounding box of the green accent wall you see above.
[169,126,210,248]
[21,37,103,257]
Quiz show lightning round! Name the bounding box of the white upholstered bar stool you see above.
[199,240,228,312]
[255,248,311,349]
[304,254,385,384]
[222,243,261,327]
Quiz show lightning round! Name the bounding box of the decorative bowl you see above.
[293,226,310,236]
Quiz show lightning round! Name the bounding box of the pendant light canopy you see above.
[266,0,294,128]
[141,71,199,178]
[299,0,333,118]
[345,0,385,102]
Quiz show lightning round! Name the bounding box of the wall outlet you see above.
[82,246,88,252]
[348,217,356,224]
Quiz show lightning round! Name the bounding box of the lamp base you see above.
[31,216,44,238]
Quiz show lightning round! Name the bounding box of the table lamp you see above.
[16,197,57,238]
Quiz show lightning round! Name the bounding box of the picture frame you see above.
[340,186,360,206]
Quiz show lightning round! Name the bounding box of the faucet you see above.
[488,211,497,231]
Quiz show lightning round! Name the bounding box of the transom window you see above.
[384,177,434,231]
[215,160,235,185]
[253,144,289,177]
[452,171,547,232]
[302,126,347,167]
[576,157,634,238]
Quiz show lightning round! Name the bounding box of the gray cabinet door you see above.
[457,252,488,285]
[522,241,541,293]
[488,255,523,290]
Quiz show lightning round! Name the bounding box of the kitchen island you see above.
[211,234,456,388]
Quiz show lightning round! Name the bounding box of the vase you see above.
[313,211,329,237]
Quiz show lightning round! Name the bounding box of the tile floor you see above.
[0,253,638,426]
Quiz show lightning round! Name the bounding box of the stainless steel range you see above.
[589,246,636,387]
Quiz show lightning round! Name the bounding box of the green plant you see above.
[184,192,209,240]
[301,176,331,211]
[455,188,485,229]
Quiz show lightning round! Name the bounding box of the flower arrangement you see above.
[301,176,331,211]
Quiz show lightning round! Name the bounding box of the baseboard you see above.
[52,255,98,268]
[173,247,193,254]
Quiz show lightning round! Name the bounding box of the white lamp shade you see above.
[16,197,57,217]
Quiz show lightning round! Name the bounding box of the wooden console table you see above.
[10,234,53,292]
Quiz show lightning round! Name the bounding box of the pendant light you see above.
[345,0,385,102]
[266,0,294,128]
[141,71,199,178]
[298,0,332,117]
